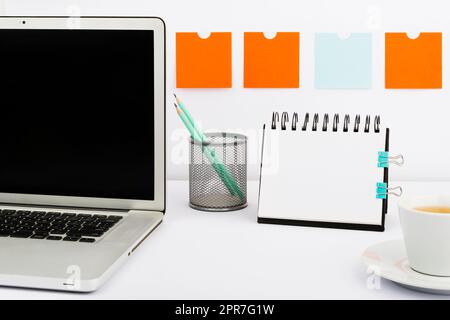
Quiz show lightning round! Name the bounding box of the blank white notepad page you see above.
[258,129,385,225]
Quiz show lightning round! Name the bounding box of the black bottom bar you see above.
[257,217,384,232]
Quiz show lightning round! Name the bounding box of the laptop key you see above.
[50,229,66,235]
[61,213,76,218]
[80,228,104,237]
[46,236,62,241]
[84,223,99,229]
[36,223,51,228]
[17,211,32,217]
[63,237,80,241]
[37,219,52,225]
[11,232,32,238]
[79,238,95,243]
[30,234,46,239]
[46,212,61,218]
[34,232,49,237]
[19,229,34,234]
[66,231,82,238]
[89,232,103,237]
[32,211,46,216]
[108,215,123,220]
[21,223,35,229]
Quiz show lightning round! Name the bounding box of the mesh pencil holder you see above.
[189,132,247,212]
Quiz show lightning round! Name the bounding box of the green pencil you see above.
[175,104,242,199]
[174,94,207,141]
[174,96,244,200]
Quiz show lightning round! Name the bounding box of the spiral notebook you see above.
[257,112,402,232]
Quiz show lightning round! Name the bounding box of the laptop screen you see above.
[0,29,155,200]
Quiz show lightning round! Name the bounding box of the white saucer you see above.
[362,239,450,295]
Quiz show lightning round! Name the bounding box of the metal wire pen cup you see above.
[189,132,247,212]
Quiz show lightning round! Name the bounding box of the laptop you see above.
[0,17,165,292]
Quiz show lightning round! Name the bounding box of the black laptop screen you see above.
[0,29,155,200]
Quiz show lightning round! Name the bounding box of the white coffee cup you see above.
[399,195,450,277]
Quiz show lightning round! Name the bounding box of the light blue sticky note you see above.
[315,33,372,89]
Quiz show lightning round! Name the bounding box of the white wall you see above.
[4,0,450,181]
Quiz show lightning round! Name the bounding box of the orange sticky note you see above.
[385,32,442,89]
[244,32,299,88]
[176,32,232,88]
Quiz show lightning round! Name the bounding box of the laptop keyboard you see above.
[0,209,123,243]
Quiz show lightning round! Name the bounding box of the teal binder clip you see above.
[377,151,404,168]
[376,182,388,199]
[378,151,389,168]
[376,182,403,199]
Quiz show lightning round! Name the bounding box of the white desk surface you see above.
[1,180,450,300]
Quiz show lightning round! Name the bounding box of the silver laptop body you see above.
[0,16,165,292]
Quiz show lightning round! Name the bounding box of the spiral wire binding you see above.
[322,113,329,131]
[292,112,298,131]
[281,112,289,130]
[343,114,350,132]
[364,115,370,133]
[271,112,381,133]
[374,115,380,133]
[302,113,309,131]
[271,112,279,129]
[354,115,360,132]
[333,114,339,132]
[312,113,319,131]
